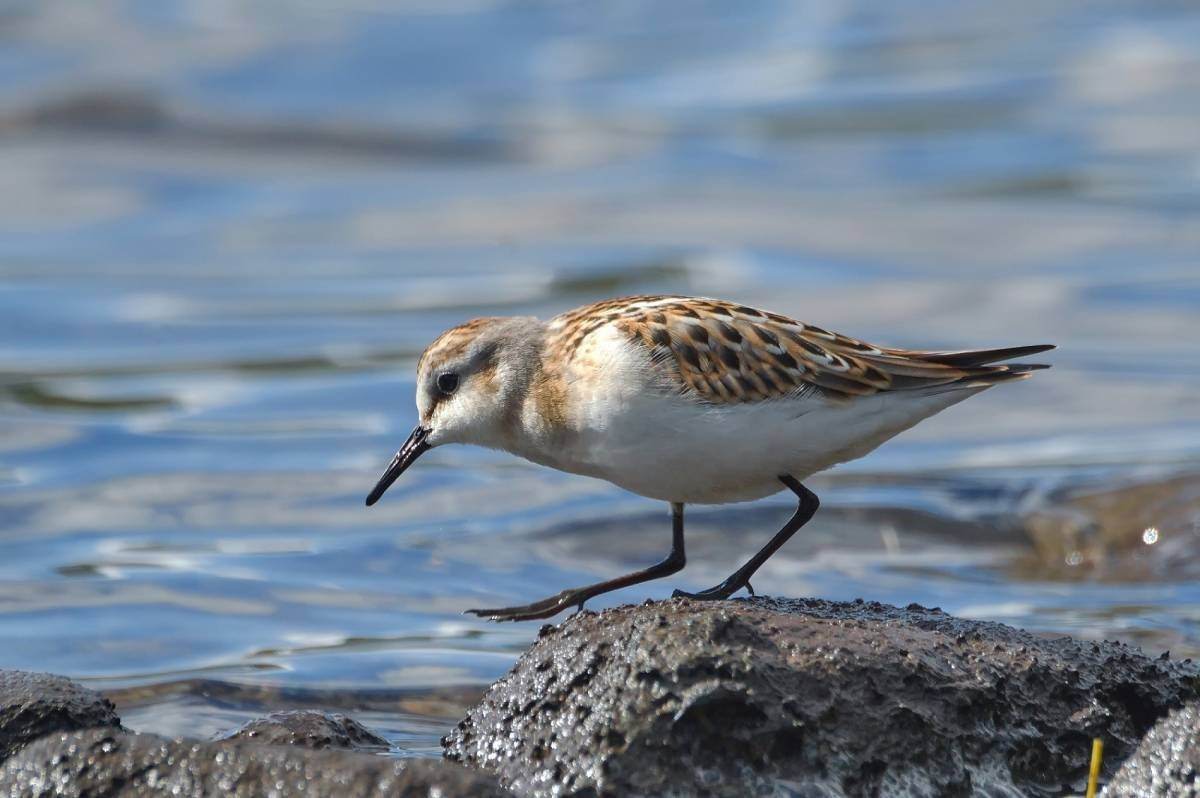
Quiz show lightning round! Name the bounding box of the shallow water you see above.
[1,0,1199,757]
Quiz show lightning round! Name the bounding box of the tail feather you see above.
[810,333,1054,398]
[910,344,1056,367]
[855,343,1054,393]
[920,362,1051,394]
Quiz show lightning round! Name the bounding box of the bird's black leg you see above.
[673,476,818,601]
[466,502,687,622]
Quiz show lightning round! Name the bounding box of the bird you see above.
[365,295,1053,622]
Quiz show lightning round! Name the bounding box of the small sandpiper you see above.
[366,295,1053,621]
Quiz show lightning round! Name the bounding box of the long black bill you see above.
[365,426,430,506]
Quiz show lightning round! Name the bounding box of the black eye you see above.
[436,372,459,395]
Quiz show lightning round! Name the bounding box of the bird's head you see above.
[365,316,541,506]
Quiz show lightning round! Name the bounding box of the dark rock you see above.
[1103,702,1199,796]
[214,710,390,751]
[0,670,120,762]
[444,597,1200,797]
[0,728,508,797]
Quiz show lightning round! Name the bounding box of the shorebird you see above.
[366,295,1053,621]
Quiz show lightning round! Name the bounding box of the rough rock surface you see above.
[214,709,390,751]
[0,728,508,797]
[444,597,1200,797]
[1103,702,1200,796]
[0,670,121,762]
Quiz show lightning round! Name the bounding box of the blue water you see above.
[1,0,1199,754]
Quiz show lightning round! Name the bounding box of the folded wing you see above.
[584,296,1054,404]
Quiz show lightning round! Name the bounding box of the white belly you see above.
[553,388,980,505]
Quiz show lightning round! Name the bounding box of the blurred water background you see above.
[1,0,1199,756]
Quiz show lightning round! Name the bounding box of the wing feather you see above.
[548,295,1052,404]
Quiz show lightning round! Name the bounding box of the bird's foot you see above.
[671,577,750,601]
[465,589,586,622]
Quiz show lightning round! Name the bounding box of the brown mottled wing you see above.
[559,296,1046,404]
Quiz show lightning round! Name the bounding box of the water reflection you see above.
[1018,472,1200,581]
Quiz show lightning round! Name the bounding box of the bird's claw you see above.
[671,579,749,601]
[465,589,585,622]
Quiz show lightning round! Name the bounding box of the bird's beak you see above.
[365,426,431,506]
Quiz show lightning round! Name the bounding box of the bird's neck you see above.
[491,327,578,466]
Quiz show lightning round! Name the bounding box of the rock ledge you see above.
[214,709,391,751]
[2,728,507,797]
[444,596,1200,797]
[0,670,121,762]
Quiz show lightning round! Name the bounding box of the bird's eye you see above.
[436,372,459,395]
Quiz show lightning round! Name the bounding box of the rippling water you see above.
[2,0,1199,755]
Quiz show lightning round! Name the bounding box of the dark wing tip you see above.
[920,343,1056,367]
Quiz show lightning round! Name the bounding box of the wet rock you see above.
[0,727,508,797]
[0,670,120,762]
[214,709,390,751]
[1103,702,1199,796]
[444,596,1200,797]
